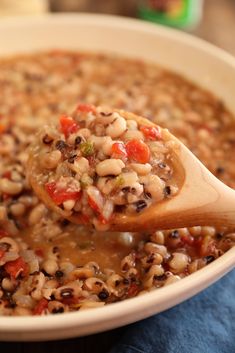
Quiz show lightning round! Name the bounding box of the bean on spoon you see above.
[26,105,235,232]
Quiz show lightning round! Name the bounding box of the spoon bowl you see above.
[27,110,235,232]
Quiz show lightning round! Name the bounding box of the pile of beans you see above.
[30,105,180,230]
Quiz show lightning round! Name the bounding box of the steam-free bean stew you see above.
[0,51,234,316]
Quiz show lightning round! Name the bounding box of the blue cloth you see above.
[108,269,235,353]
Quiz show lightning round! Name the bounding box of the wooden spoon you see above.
[27,110,235,232]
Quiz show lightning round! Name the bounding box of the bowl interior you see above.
[0,14,234,341]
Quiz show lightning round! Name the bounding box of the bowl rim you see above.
[0,13,234,333]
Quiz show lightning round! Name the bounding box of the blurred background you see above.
[0,0,234,56]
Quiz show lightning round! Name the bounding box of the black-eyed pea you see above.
[117,232,134,247]
[0,236,19,254]
[69,157,89,175]
[188,259,206,274]
[124,267,138,280]
[168,252,189,273]
[59,261,75,277]
[48,300,66,314]
[121,252,136,272]
[1,277,17,292]
[84,277,108,294]
[141,252,163,269]
[13,294,35,309]
[42,259,59,275]
[106,274,124,297]
[102,136,114,156]
[0,206,7,221]
[54,282,82,301]
[201,226,216,237]
[144,242,168,258]
[96,159,125,177]
[143,264,164,288]
[85,262,100,274]
[163,274,181,286]
[130,163,152,176]
[68,267,95,280]
[120,172,138,187]
[96,111,115,124]
[150,231,165,245]
[177,228,190,237]
[97,177,115,195]
[9,203,26,217]
[126,119,138,130]
[122,130,144,141]
[63,199,76,211]
[40,150,61,169]
[30,272,46,301]
[106,114,126,138]
[28,203,46,226]
[0,178,23,195]
[166,230,182,248]
[144,175,165,201]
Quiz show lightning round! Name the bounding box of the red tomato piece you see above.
[2,171,11,179]
[127,283,139,298]
[76,103,96,114]
[4,257,29,279]
[60,115,79,138]
[45,182,81,205]
[111,142,127,158]
[33,298,49,315]
[181,234,195,246]
[140,125,161,140]
[126,139,150,164]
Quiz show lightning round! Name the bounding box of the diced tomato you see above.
[45,181,82,205]
[140,125,162,140]
[33,298,48,315]
[60,115,79,138]
[181,234,195,246]
[2,171,11,179]
[111,142,127,158]
[0,229,9,238]
[76,103,96,114]
[126,139,150,164]
[199,236,216,257]
[4,257,29,279]
[127,283,139,298]
[0,249,5,260]
[88,196,100,213]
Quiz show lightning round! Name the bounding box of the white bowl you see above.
[0,14,234,341]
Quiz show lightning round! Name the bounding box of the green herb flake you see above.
[80,141,94,157]
[115,175,125,187]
